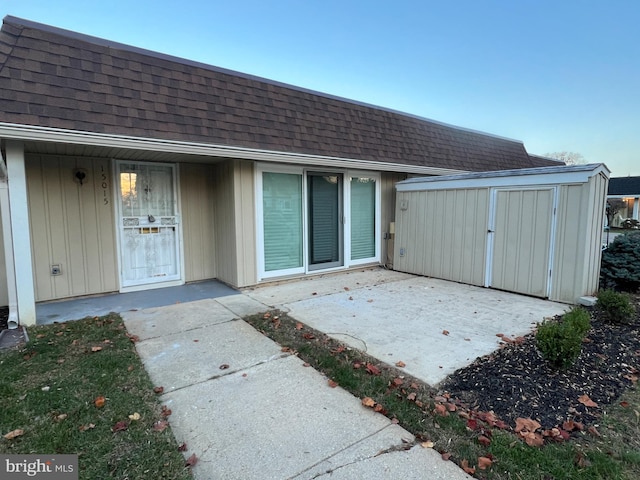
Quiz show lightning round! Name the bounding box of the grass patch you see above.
[245,310,640,479]
[0,315,192,480]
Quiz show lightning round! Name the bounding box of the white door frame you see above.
[485,186,558,298]
[113,160,185,293]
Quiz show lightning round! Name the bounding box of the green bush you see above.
[563,307,591,335]
[600,231,640,292]
[597,289,637,324]
[536,309,590,368]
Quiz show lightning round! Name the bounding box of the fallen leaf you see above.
[407,392,417,401]
[578,394,598,408]
[361,397,375,408]
[153,386,164,394]
[373,404,386,413]
[112,421,128,433]
[478,435,491,446]
[36,334,46,339]
[3,429,24,440]
[328,379,338,388]
[55,414,68,422]
[128,412,141,421]
[421,441,434,448]
[441,452,452,461]
[153,420,168,432]
[78,423,95,432]
[395,360,406,368]
[515,417,541,433]
[178,442,187,451]
[219,364,230,370]
[161,405,172,417]
[446,402,456,412]
[41,386,50,392]
[461,459,476,475]
[521,431,544,447]
[94,396,106,408]
[344,287,350,291]
[302,362,310,367]
[126,333,140,343]
[391,418,399,424]
[367,299,374,303]
[478,456,493,470]
[620,401,630,407]
[574,451,591,468]
[353,362,362,369]
[434,404,449,416]
[185,453,198,467]
[295,322,303,330]
[467,418,479,431]
[392,377,404,387]
[366,363,381,375]
[127,365,134,372]
[348,296,354,300]
[302,333,315,340]
[442,330,450,336]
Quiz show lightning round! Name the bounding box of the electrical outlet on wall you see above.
[51,264,62,276]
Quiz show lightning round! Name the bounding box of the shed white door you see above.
[117,162,181,288]
[489,188,555,297]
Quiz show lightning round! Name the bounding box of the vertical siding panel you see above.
[181,164,216,282]
[213,160,238,286]
[235,160,256,287]
[0,209,7,306]
[27,155,117,301]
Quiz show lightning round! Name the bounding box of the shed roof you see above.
[0,16,559,172]
[608,176,640,196]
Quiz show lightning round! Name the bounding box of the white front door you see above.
[116,161,182,290]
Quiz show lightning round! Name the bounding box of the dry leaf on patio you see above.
[3,429,24,440]
[421,441,434,448]
[153,386,164,394]
[395,360,406,368]
[578,394,598,407]
[161,405,172,417]
[328,379,338,388]
[219,364,230,370]
[185,453,198,467]
[178,442,187,452]
[441,452,452,461]
[442,330,450,336]
[295,322,303,330]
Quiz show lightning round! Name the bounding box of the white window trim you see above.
[346,171,381,266]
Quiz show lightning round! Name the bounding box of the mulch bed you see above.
[441,296,640,431]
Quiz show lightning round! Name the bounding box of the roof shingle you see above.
[0,16,559,172]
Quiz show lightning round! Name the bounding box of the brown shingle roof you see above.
[0,16,558,172]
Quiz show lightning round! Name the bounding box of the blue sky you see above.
[4,0,639,175]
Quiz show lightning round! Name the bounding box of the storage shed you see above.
[393,164,610,303]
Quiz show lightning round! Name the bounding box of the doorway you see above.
[307,172,344,271]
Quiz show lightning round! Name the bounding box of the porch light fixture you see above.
[73,168,88,185]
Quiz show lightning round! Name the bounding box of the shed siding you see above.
[180,163,216,282]
[26,155,118,301]
[395,188,488,285]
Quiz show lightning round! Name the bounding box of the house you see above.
[607,176,640,227]
[0,16,562,327]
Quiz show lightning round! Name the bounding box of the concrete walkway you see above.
[122,293,471,479]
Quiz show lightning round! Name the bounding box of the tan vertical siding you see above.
[381,172,406,267]
[394,188,488,285]
[26,155,117,301]
[180,164,216,282]
[212,160,237,286]
[234,160,256,287]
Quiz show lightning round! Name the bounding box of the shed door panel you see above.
[491,189,554,297]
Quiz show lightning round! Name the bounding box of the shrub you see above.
[600,231,640,292]
[536,308,590,368]
[563,307,591,335]
[597,289,636,324]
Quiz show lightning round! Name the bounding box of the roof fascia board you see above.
[0,123,466,176]
[396,164,610,192]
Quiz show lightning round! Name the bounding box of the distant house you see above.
[0,16,562,326]
[607,177,640,226]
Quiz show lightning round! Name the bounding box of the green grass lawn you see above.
[0,315,192,480]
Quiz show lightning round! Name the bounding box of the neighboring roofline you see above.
[3,15,527,147]
[0,123,467,176]
[396,163,611,191]
[528,153,565,165]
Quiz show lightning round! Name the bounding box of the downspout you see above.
[0,152,19,329]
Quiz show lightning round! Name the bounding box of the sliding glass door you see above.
[258,166,379,280]
[308,173,343,270]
